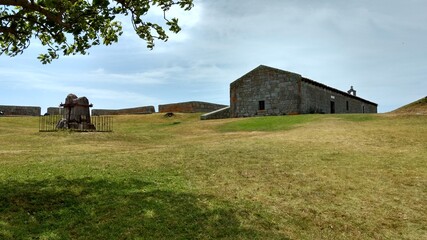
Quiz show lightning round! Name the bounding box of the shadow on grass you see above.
[0,177,287,239]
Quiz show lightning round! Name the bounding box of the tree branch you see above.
[0,0,67,27]
[0,25,17,34]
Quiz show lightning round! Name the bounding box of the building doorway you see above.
[330,101,335,114]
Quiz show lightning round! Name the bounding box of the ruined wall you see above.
[300,80,378,114]
[158,101,227,113]
[0,105,41,116]
[230,66,302,117]
[92,106,155,115]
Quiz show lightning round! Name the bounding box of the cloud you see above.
[1,0,426,113]
[63,87,160,109]
[0,66,161,110]
[86,68,169,85]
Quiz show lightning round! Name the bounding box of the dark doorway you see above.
[259,100,265,111]
[330,101,335,114]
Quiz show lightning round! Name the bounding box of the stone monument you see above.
[56,93,96,130]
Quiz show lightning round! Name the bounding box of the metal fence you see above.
[91,115,113,132]
[39,115,113,132]
[39,114,61,132]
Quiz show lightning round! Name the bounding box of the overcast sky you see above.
[1,0,426,113]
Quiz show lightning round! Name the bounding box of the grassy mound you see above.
[0,113,426,239]
[391,96,427,115]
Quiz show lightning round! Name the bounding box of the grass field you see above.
[0,113,426,239]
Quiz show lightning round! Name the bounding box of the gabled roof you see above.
[230,65,300,86]
[231,65,377,106]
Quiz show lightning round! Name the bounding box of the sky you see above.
[1,0,426,113]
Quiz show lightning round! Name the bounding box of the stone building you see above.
[230,65,377,117]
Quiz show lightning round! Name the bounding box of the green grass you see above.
[0,113,426,239]
[219,114,322,132]
[333,113,378,122]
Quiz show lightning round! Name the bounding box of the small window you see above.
[259,100,265,111]
[346,101,349,111]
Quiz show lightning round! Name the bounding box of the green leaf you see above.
[0,0,194,63]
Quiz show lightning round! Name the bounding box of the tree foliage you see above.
[0,0,193,63]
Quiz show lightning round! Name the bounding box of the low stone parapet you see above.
[159,101,227,113]
[0,105,41,116]
[200,107,230,120]
[92,106,155,115]
[47,107,62,115]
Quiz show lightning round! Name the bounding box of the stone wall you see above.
[159,101,227,113]
[230,65,302,117]
[300,79,377,114]
[47,107,62,115]
[0,105,41,116]
[200,107,230,120]
[92,106,155,115]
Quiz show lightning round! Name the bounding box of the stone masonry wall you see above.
[230,66,302,117]
[0,105,41,116]
[92,106,155,115]
[300,80,377,114]
[158,101,227,113]
[47,107,62,115]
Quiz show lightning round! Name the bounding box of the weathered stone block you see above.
[57,93,95,130]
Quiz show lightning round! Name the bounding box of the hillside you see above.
[391,96,427,115]
[0,114,426,239]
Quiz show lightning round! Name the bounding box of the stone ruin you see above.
[56,93,96,131]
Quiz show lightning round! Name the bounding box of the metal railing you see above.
[91,115,113,132]
[39,115,62,132]
[39,115,113,132]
